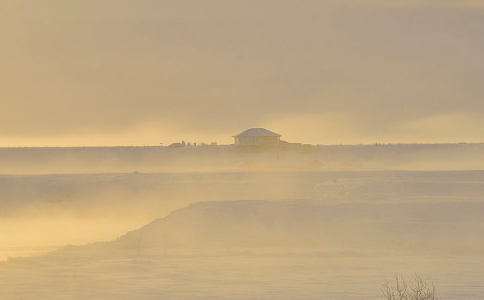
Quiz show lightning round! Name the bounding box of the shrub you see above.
[382,274,439,300]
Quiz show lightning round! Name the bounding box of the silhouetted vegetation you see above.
[382,275,439,300]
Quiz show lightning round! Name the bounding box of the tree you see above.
[382,274,439,300]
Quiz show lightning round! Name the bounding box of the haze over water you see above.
[1,1,484,299]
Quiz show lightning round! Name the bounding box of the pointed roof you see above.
[233,128,281,137]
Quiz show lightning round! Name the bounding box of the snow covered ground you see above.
[1,169,484,299]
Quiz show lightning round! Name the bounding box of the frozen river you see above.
[1,249,483,299]
[1,170,483,299]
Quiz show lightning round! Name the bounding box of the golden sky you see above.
[1,1,483,146]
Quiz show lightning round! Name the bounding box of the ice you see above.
[1,169,484,299]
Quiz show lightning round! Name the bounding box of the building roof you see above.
[233,128,281,137]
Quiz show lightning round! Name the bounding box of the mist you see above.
[1,1,484,299]
[2,165,484,299]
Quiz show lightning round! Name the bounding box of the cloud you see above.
[0,1,483,145]
[261,111,484,145]
[399,113,484,143]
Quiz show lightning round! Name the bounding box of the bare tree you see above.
[382,274,439,300]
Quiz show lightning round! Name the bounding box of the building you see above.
[233,128,282,146]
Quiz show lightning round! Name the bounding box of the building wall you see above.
[235,136,280,146]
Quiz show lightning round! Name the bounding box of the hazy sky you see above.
[1,1,483,146]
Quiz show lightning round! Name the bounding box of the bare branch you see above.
[382,274,439,300]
